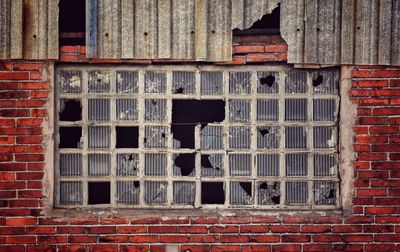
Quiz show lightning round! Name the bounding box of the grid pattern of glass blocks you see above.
[55,67,340,209]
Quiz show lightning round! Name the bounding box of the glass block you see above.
[314,154,338,177]
[201,154,224,177]
[200,71,223,95]
[229,126,251,149]
[88,154,110,176]
[256,99,279,121]
[257,71,279,93]
[257,154,279,176]
[116,99,138,121]
[117,153,139,176]
[286,153,308,176]
[144,181,167,204]
[230,182,252,205]
[229,99,251,122]
[312,71,339,94]
[145,71,166,94]
[58,70,82,93]
[314,181,337,205]
[313,126,336,149]
[88,71,111,93]
[285,71,308,93]
[88,99,110,121]
[117,71,138,93]
[60,181,82,204]
[116,181,140,204]
[257,181,280,205]
[172,71,195,94]
[285,99,307,121]
[173,181,196,205]
[144,153,167,176]
[229,72,251,94]
[313,99,336,121]
[285,126,307,149]
[145,99,167,121]
[200,125,223,150]
[257,126,280,149]
[60,153,82,176]
[144,126,168,148]
[229,154,251,176]
[286,181,308,204]
[88,126,111,149]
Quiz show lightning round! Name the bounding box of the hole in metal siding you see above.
[173,153,196,176]
[256,99,279,121]
[116,181,140,205]
[60,181,82,204]
[172,71,195,94]
[88,126,110,149]
[145,71,166,94]
[313,126,336,149]
[88,71,111,93]
[88,99,110,121]
[285,126,307,149]
[230,182,252,205]
[145,181,167,204]
[257,154,279,176]
[173,181,196,205]
[145,99,167,121]
[59,99,82,121]
[286,181,308,204]
[117,71,138,93]
[229,99,251,122]
[229,126,251,149]
[257,72,278,93]
[116,99,138,121]
[257,126,280,149]
[286,153,308,176]
[117,153,139,176]
[144,153,167,176]
[229,72,251,94]
[258,181,280,205]
[59,127,82,148]
[116,126,139,148]
[314,154,337,177]
[58,70,82,93]
[229,153,252,176]
[201,182,225,204]
[88,153,110,176]
[200,72,223,95]
[285,98,307,121]
[88,182,110,204]
[313,99,336,121]
[60,153,82,176]
[201,154,224,177]
[285,71,308,93]
[314,181,337,205]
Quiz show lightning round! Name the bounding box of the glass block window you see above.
[55,67,340,209]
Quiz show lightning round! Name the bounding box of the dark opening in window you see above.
[59,0,86,45]
[88,182,110,204]
[116,126,139,148]
[233,6,280,35]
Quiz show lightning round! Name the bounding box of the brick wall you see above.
[0,36,400,252]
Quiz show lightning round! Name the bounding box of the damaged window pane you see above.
[88,71,111,93]
[88,153,110,176]
[258,181,280,205]
[201,72,223,95]
[117,71,138,93]
[116,181,140,205]
[88,182,110,204]
[230,182,252,205]
[173,181,195,205]
[60,153,82,176]
[145,99,167,121]
[145,71,166,94]
[313,99,336,121]
[88,126,110,149]
[257,72,278,93]
[314,154,337,177]
[145,181,167,204]
[229,154,252,176]
[173,153,196,176]
[200,125,223,150]
[229,126,251,149]
[116,99,138,121]
[59,99,82,121]
[59,127,82,148]
[257,154,279,176]
[286,181,308,204]
[58,70,82,93]
[313,126,336,149]
[145,153,167,176]
[60,181,82,204]
[144,126,168,148]
[257,126,280,149]
[172,71,195,94]
[201,182,225,204]
[228,99,251,122]
[314,181,337,205]
[117,153,139,176]
[286,153,308,176]
[201,154,224,177]
[285,71,308,93]
[116,126,139,148]
[285,126,307,149]
[285,98,307,121]
[88,99,110,121]
[229,72,251,94]
[312,71,339,94]
[256,99,279,121]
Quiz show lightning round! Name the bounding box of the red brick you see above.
[370,70,400,77]
[128,235,158,243]
[272,245,301,252]
[275,53,287,61]
[303,245,333,252]
[209,226,239,233]
[130,218,159,224]
[357,189,387,197]
[0,246,24,252]
[148,226,177,233]
[6,217,37,226]
[249,235,280,243]
[373,108,400,116]
[220,217,250,224]
[188,235,219,243]
[191,217,219,224]
[231,56,246,64]
[5,236,36,244]
[89,245,118,252]
[17,99,46,108]
[13,63,43,71]
[358,80,388,87]
[300,225,331,233]
[117,226,147,233]
[363,224,394,233]
[264,44,288,52]
[270,225,300,233]
[0,72,30,80]
[240,225,269,233]
[68,236,97,243]
[352,70,370,78]
[391,79,400,87]
[332,225,362,233]
[358,153,387,161]
[99,235,129,243]
[0,109,30,117]
[15,154,45,162]
[357,117,388,125]
[211,245,241,252]
[60,46,79,54]
[365,244,397,252]
[88,226,116,234]
[356,136,388,143]
[246,53,275,62]
[234,45,264,53]
[178,226,208,234]
[313,234,342,242]
[18,82,49,90]
[159,235,189,243]
[220,235,249,243]
[16,172,43,180]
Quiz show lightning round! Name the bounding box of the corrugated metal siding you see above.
[86,0,280,60]
[281,0,400,66]
[0,0,58,59]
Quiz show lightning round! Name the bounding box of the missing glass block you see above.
[88,182,110,204]
[116,126,139,148]
[201,182,225,204]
